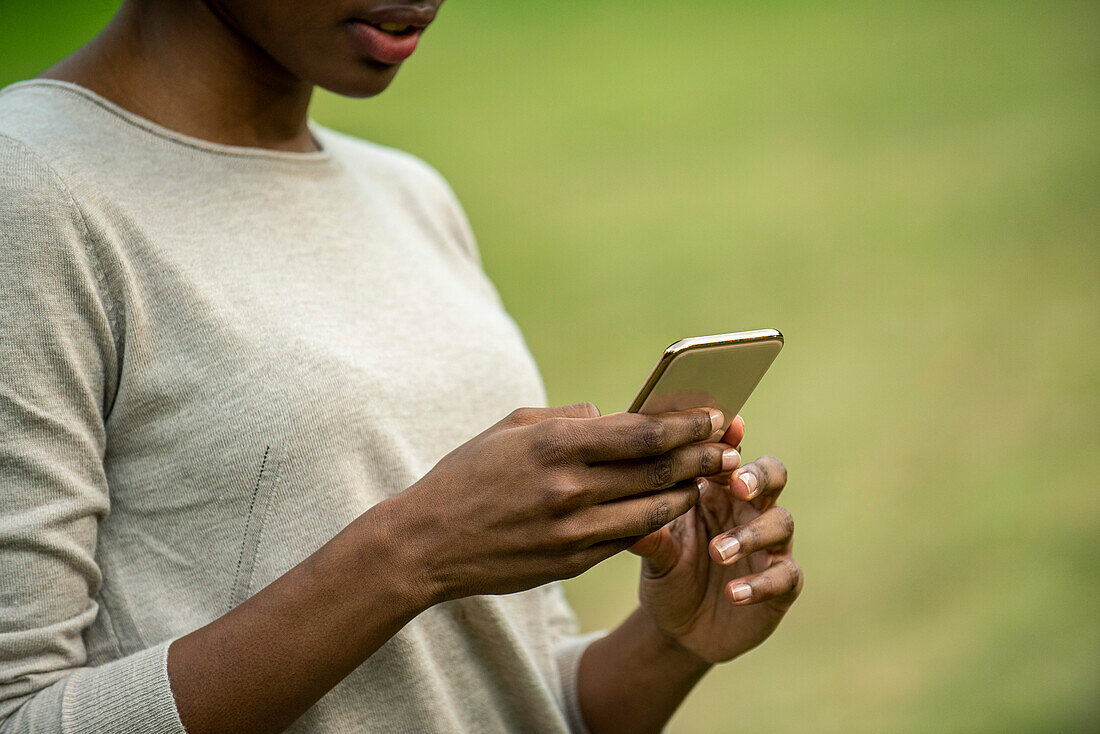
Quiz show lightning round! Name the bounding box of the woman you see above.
[0,1,803,732]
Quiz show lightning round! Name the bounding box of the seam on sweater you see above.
[1,81,336,167]
[232,444,270,590]
[0,131,125,414]
[245,447,285,601]
[229,442,285,608]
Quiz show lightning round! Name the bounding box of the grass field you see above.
[3,1,1098,731]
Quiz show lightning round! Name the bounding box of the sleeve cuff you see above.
[61,640,186,734]
[554,630,606,734]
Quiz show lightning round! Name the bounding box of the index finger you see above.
[570,408,724,463]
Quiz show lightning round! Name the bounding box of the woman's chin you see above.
[315,62,404,99]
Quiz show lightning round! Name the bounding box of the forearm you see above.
[167,497,434,734]
[576,607,712,734]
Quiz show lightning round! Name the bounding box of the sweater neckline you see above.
[0,78,336,165]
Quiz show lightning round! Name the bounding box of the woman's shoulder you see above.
[312,123,458,201]
[0,84,96,248]
[0,81,125,230]
[0,80,93,165]
[312,122,482,263]
[0,123,78,225]
[0,85,116,310]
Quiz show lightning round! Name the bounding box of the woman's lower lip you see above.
[348,21,421,65]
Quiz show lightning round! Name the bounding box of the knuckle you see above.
[774,506,795,536]
[548,519,587,551]
[504,407,527,425]
[673,486,700,518]
[645,499,672,533]
[692,410,712,440]
[507,407,539,425]
[685,481,702,506]
[698,446,722,476]
[635,419,668,455]
[542,472,581,513]
[648,453,675,488]
[761,455,788,486]
[741,521,761,550]
[781,558,801,586]
[577,401,600,418]
[533,418,578,464]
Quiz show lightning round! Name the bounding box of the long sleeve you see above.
[544,582,605,734]
[0,135,185,733]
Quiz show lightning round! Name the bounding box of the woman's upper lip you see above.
[354,4,438,29]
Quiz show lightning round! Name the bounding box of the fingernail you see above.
[708,409,724,432]
[714,536,740,562]
[737,470,758,498]
[730,583,753,603]
[721,448,741,472]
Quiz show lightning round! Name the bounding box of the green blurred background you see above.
[3,0,1097,731]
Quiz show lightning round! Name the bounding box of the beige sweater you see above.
[0,79,597,733]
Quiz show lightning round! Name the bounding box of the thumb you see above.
[503,404,598,426]
[630,526,680,577]
[517,402,602,424]
[556,402,601,418]
[505,402,600,427]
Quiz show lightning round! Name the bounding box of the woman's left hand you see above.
[630,415,803,665]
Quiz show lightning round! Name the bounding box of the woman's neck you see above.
[38,0,319,153]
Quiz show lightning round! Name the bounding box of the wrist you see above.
[629,607,713,677]
[348,494,445,614]
[577,607,711,734]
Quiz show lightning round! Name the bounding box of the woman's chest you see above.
[102,205,546,524]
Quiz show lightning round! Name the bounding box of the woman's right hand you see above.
[388,403,736,604]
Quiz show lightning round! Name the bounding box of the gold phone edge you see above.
[626,329,784,414]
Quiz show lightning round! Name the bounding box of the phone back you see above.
[629,330,783,434]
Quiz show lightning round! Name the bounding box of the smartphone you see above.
[627,329,784,436]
